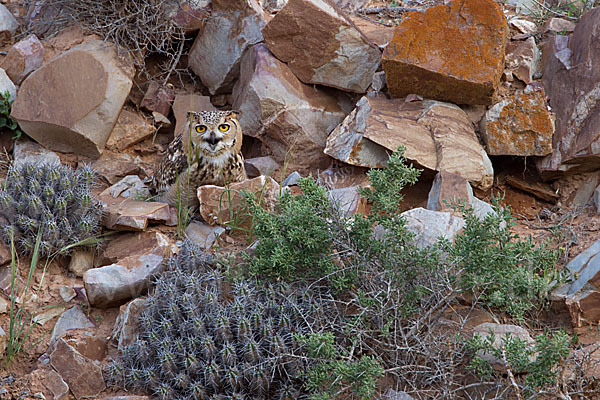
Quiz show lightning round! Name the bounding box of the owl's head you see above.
[187,110,242,158]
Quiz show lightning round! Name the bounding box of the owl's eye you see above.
[195,125,207,133]
[218,124,230,132]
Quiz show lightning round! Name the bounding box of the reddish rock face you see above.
[140,81,174,118]
[0,34,44,84]
[262,0,381,93]
[382,0,507,105]
[106,109,155,151]
[505,37,540,84]
[539,8,600,178]
[481,86,554,156]
[50,339,105,399]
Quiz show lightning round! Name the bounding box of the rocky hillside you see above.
[0,0,600,398]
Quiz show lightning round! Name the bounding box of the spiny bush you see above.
[0,161,102,257]
[108,240,314,399]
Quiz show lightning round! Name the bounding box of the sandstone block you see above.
[106,109,155,151]
[140,81,174,118]
[0,34,44,84]
[505,37,540,84]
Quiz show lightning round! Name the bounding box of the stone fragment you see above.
[100,232,171,265]
[106,110,155,151]
[244,156,279,178]
[84,245,171,307]
[188,0,266,94]
[50,338,105,400]
[0,241,10,266]
[34,307,65,326]
[111,298,147,352]
[198,175,281,226]
[101,197,173,231]
[93,151,141,185]
[565,289,600,328]
[509,18,537,34]
[383,390,416,400]
[99,175,150,200]
[11,40,135,158]
[0,68,16,102]
[0,34,45,84]
[13,137,60,166]
[401,208,465,248]
[349,16,395,49]
[59,286,76,303]
[65,333,107,361]
[263,0,381,93]
[571,173,599,207]
[594,184,600,214]
[543,18,576,34]
[0,297,7,314]
[0,4,18,41]
[505,0,536,14]
[328,186,366,216]
[49,306,94,346]
[472,323,535,372]
[325,96,494,189]
[170,0,211,32]
[232,44,347,168]
[68,250,94,277]
[140,81,174,118]
[505,176,559,202]
[539,8,600,177]
[185,222,226,250]
[480,86,553,156]
[282,171,302,187]
[382,0,507,105]
[505,37,541,84]
[427,171,471,211]
[42,369,69,400]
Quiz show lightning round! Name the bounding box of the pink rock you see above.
[100,197,174,231]
[140,81,175,118]
[0,34,45,84]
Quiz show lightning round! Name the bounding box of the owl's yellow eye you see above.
[218,124,230,132]
[195,125,207,133]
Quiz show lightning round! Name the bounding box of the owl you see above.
[152,110,247,207]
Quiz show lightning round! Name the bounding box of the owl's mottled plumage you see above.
[152,110,247,207]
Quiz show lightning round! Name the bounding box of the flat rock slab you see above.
[100,231,170,265]
[198,175,280,226]
[244,156,279,178]
[401,207,465,249]
[382,0,507,105]
[93,151,141,185]
[49,305,95,346]
[11,40,134,158]
[325,96,494,189]
[84,245,170,308]
[99,175,150,200]
[106,109,155,151]
[101,197,174,230]
[481,86,554,156]
[50,338,105,400]
[185,221,226,250]
[13,136,60,166]
[263,0,381,93]
[111,297,147,352]
[232,43,347,169]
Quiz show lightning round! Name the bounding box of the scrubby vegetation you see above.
[110,148,595,399]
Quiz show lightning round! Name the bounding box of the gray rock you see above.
[472,323,535,373]
[111,298,147,352]
[382,389,415,400]
[49,305,94,346]
[100,197,174,231]
[185,221,226,250]
[401,208,465,249]
[328,186,362,216]
[572,173,600,207]
[0,68,15,102]
[99,175,150,199]
[13,137,60,166]
[244,156,279,178]
[68,250,94,278]
[282,171,302,187]
[0,34,45,84]
[0,4,18,39]
[59,286,76,303]
[0,325,6,357]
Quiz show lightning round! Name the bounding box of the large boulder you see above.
[262,0,381,93]
[11,40,134,158]
[325,96,494,189]
[538,8,600,178]
[382,0,507,105]
[232,44,348,168]
[188,0,266,94]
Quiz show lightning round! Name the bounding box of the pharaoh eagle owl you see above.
[152,110,247,207]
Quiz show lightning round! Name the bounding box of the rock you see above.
[99,175,150,200]
[0,264,23,297]
[505,37,541,84]
[509,18,537,35]
[594,184,600,214]
[0,241,10,266]
[93,151,141,185]
[84,245,171,308]
[65,332,107,362]
[244,156,279,178]
[101,197,174,231]
[140,81,174,118]
[198,175,281,226]
[325,96,494,189]
[543,18,576,34]
[0,35,45,84]
[50,338,105,400]
[262,0,288,12]
[539,8,600,177]
[472,323,535,372]
[34,307,65,326]
[262,0,381,93]
[505,0,536,15]
[232,44,347,168]
[0,4,18,41]
[371,71,386,92]
[349,16,395,49]
[111,298,147,352]
[106,109,155,151]
[12,137,61,166]
[0,325,6,356]
[401,208,465,248]
[383,390,415,400]
[11,40,135,158]
[0,297,7,314]
[328,186,365,216]
[49,306,94,346]
[185,222,226,250]
[41,369,69,400]
[571,173,599,207]
[480,86,553,156]
[68,250,94,278]
[172,93,216,154]
[505,175,559,202]
[100,232,172,265]
[565,289,600,328]
[59,286,76,302]
[282,171,302,187]
[0,68,16,102]
[170,0,211,32]
[427,171,471,211]
[382,0,507,105]
[188,0,266,94]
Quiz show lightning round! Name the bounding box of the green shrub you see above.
[0,91,22,139]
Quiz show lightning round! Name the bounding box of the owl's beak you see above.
[206,132,220,147]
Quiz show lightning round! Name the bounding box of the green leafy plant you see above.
[0,91,22,139]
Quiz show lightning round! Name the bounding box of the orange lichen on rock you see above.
[382,0,507,105]
[481,87,554,156]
